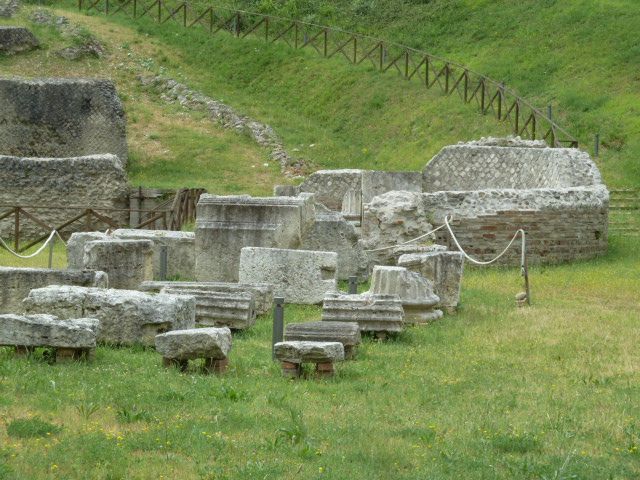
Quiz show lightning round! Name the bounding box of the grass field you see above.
[1,236,639,479]
[1,1,640,478]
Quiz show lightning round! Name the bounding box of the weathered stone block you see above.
[321,292,405,334]
[67,232,110,270]
[155,327,231,360]
[83,239,153,290]
[23,285,195,346]
[369,266,442,323]
[195,194,315,282]
[301,212,368,280]
[0,1,20,18]
[398,251,464,312]
[0,26,38,54]
[296,169,363,211]
[0,314,98,349]
[0,266,107,314]
[0,78,128,164]
[239,247,337,304]
[361,170,423,204]
[139,281,273,315]
[274,341,344,364]
[161,287,256,330]
[284,321,360,359]
[112,229,195,280]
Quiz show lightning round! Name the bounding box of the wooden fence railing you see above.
[77,0,579,148]
[0,189,206,252]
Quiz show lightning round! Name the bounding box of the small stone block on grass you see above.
[284,321,361,359]
[274,341,344,379]
[155,327,232,375]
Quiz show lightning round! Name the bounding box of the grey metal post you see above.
[272,297,285,359]
[159,246,168,281]
[595,133,600,157]
[48,233,55,269]
[547,104,552,122]
[348,276,358,294]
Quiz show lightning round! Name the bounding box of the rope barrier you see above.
[0,230,67,259]
[444,215,526,270]
[364,223,447,253]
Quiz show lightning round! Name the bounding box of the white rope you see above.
[364,223,447,253]
[444,215,526,268]
[0,230,66,259]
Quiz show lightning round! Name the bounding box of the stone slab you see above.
[23,285,195,346]
[67,232,110,270]
[83,239,153,290]
[321,292,405,333]
[0,266,107,314]
[284,321,361,347]
[274,341,344,364]
[155,327,231,360]
[0,313,97,349]
[239,247,337,304]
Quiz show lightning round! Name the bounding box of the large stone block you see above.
[361,170,423,204]
[139,281,273,315]
[155,327,232,361]
[296,169,363,211]
[67,232,110,270]
[0,314,98,349]
[83,239,154,289]
[398,251,464,312]
[0,266,107,314]
[0,26,38,54]
[0,155,129,240]
[321,292,405,334]
[195,194,315,282]
[369,266,442,323]
[301,212,368,280]
[112,229,195,280]
[161,287,256,330]
[0,78,128,164]
[239,247,337,304]
[23,285,196,346]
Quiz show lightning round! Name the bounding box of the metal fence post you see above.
[348,276,358,295]
[272,297,285,359]
[595,133,600,157]
[159,245,168,280]
[48,233,55,269]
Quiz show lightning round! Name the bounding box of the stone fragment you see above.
[0,26,38,54]
[321,292,405,334]
[155,327,231,360]
[195,194,315,282]
[83,240,153,289]
[139,281,274,315]
[398,251,464,312]
[67,232,110,270]
[239,247,337,304]
[284,321,360,359]
[369,266,443,323]
[0,0,20,17]
[161,287,256,330]
[360,170,423,204]
[23,286,195,346]
[112,229,195,280]
[274,341,344,364]
[0,78,128,165]
[0,314,98,349]
[0,266,107,314]
[295,169,363,211]
[391,244,448,264]
[301,212,368,280]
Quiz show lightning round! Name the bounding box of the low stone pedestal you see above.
[155,327,232,375]
[321,292,405,336]
[284,321,361,359]
[274,341,344,379]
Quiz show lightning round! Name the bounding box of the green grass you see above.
[0,236,639,478]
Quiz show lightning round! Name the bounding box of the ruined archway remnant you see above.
[0,77,128,165]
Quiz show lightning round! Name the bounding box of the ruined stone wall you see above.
[363,186,609,265]
[422,145,602,191]
[0,78,128,165]
[0,155,129,239]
